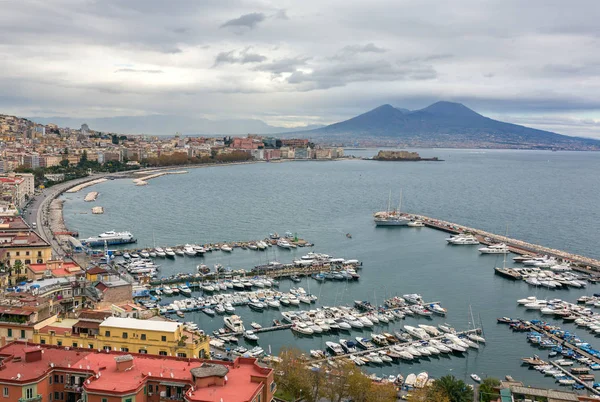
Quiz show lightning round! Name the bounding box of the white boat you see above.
[162,286,173,296]
[478,243,510,254]
[470,374,481,383]
[221,244,233,252]
[448,235,479,245]
[175,249,185,256]
[178,285,192,296]
[326,341,344,355]
[251,322,262,330]
[366,352,383,364]
[468,333,486,343]
[214,304,226,314]
[407,220,425,227]
[404,373,417,387]
[277,239,292,249]
[243,330,259,341]
[155,248,166,258]
[404,325,430,340]
[224,303,235,314]
[291,322,314,335]
[224,315,245,332]
[165,248,176,257]
[184,246,197,256]
[415,372,429,388]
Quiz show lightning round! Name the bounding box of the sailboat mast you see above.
[398,189,403,213]
[387,190,392,213]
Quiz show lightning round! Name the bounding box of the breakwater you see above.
[406,213,600,272]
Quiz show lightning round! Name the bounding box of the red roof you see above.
[87,266,108,275]
[28,262,80,273]
[0,342,271,400]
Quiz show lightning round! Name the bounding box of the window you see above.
[3,387,8,397]
[270,381,276,392]
[144,386,147,395]
[5,252,9,257]
[38,251,42,257]
[88,344,94,349]
[101,399,107,402]
[7,329,11,337]
[54,393,59,400]
[49,393,52,401]
[161,335,166,342]
[25,259,30,264]
[40,339,46,345]
[141,334,146,340]
[72,342,78,348]
[122,332,128,339]
[125,398,132,402]
[50,376,53,384]
[57,340,62,346]
[159,351,167,356]
[121,347,129,352]
[54,375,59,383]
[15,252,19,256]
[20,330,25,339]
[25,251,30,256]
[103,346,111,351]
[105,331,110,337]
[25,388,33,399]
[148,385,153,393]
[177,352,186,358]
[138,349,147,354]
[60,392,64,400]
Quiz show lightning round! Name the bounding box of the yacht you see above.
[248,301,265,311]
[251,322,262,330]
[404,325,430,340]
[165,248,176,258]
[243,330,259,342]
[339,339,357,353]
[415,372,429,388]
[403,294,424,304]
[184,246,197,256]
[224,315,245,332]
[470,374,482,383]
[162,286,174,296]
[355,337,375,349]
[366,352,383,364]
[155,248,166,258]
[478,243,510,254]
[178,285,192,296]
[291,322,314,335]
[175,249,185,256]
[224,303,235,314]
[277,239,292,249]
[407,220,425,227]
[214,304,226,314]
[326,341,344,356]
[221,244,233,252]
[448,235,479,245]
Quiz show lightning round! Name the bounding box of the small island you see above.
[371,150,442,161]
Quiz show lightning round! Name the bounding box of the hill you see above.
[290,101,600,150]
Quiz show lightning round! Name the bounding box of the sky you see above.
[2,0,600,138]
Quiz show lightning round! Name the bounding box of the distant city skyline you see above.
[2,1,600,138]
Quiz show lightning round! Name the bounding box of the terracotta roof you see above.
[87,266,108,275]
[72,320,100,330]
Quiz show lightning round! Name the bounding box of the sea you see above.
[60,149,600,389]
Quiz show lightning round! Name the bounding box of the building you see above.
[35,316,210,358]
[23,154,40,169]
[0,294,59,345]
[0,230,52,285]
[0,342,275,402]
[493,384,580,402]
[26,260,83,280]
[0,173,35,207]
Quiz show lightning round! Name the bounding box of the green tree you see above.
[78,150,88,166]
[12,260,23,277]
[111,134,119,144]
[59,159,69,168]
[431,375,472,402]
[275,347,311,402]
[346,366,373,402]
[479,378,501,402]
[369,381,398,402]
[408,387,451,402]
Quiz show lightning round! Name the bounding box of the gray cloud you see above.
[214,48,268,65]
[220,12,266,29]
[115,68,164,74]
[341,43,388,55]
[253,56,310,74]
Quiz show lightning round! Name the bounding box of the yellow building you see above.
[34,316,210,358]
[0,230,52,285]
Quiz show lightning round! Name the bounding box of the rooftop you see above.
[190,363,229,379]
[0,217,30,231]
[0,230,50,248]
[99,317,180,332]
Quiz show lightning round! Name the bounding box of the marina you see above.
[61,150,600,392]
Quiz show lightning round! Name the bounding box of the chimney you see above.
[25,348,42,362]
[114,355,134,372]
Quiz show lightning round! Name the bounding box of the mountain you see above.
[290,101,600,149]
[29,115,324,136]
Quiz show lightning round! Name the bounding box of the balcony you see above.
[19,395,42,402]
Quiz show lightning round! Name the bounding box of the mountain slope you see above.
[295,101,600,148]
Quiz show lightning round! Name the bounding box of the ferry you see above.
[82,231,136,246]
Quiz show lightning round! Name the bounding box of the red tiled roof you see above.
[28,262,80,273]
[87,266,108,275]
[0,307,33,316]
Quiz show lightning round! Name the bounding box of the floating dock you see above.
[406,213,600,273]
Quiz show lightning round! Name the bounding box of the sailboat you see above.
[373,190,410,226]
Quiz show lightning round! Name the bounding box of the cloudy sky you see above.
[2,0,600,137]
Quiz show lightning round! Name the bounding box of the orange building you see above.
[0,342,276,402]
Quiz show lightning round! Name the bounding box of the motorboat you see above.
[266,299,281,308]
[243,330,259,342]
[251,322,262,330]
[165,248,176,258]
[478,243,510,254]
[277,239,292,249]
[175,249,185,256]
[203,308,215,316]
[404,325,430,340]
[339,339,357,353]
[248,301,265,311]
[415,372,429,388]
[470,374,482,383]
[291,322,314,335]
[178,285,192,296]
[418,324,441,336]
[366,352,383,364]
[404,373,417,387]
[214,304,226,314]
[310,349,325,359]
[162,286,174,296]
[326,341,344,355]
[403,294,424,304]
[355,337,375,349]
[448,234,479,245]
[221,244,233,252]
[184,246,197,256]
[224,303,235,314]
[224,315,245,332]
[468,333,486,343]
[378,351,393,362]
[408,220,425,227]
[155,248,166,258]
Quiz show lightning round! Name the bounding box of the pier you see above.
[132,170,188,186]
[406,213,600,273]
[549,361,600,396]
[65,178,108,193]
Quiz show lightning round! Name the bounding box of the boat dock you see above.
[309,328,482,364]
[406,213,600,273]
[549,361,600,395]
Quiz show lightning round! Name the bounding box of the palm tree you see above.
[432,375,472,402]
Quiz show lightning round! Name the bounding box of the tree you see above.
[78,150,88,167]
[479,378,501,402]
[431,375,472,402]
[321,361,353,402]
[408,387,451,402]
[59,159,69,168]
[369,382,398,402]
[111,134,119,144]
[275,347,311,401]
[347,366,373,402]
